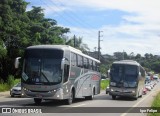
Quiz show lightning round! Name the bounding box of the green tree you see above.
[99,64,108,75]
[66,36,89,53]
[151,61,160,73]
[0,1,70,81]
[0,0,29,81]
[135,54,141,59]
[27,6,69,45]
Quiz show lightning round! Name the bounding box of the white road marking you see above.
[72,104,86,107]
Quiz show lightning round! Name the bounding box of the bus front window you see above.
[124,65,138,87]
[23,49,63,85]
[110,64,138,87]
[110,64,123,83]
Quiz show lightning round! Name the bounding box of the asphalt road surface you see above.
[0,81,160,116]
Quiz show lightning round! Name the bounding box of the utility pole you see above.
[98,31,103,60]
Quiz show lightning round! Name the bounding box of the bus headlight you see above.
[132,91,135,93]
[23,87,30,92]
[110,82,116,86]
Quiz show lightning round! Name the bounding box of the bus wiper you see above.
[41,71,50,83]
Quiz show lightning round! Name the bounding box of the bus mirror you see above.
[61,58,69,69]
[15,57,21,69]
[107,69,111,78]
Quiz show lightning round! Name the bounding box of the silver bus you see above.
[109,60,145,100]
[15,45,101,104]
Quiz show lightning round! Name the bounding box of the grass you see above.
[101,79,109,90]
[148,92,160,116]
[0,75,20,92]
[0,83,10,92]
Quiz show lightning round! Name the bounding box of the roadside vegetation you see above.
[0,75,20,92]
[0,77,108,92]
[148,92,160,116]
[101,79,109,90]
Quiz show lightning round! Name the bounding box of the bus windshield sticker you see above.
[22,72,29,81]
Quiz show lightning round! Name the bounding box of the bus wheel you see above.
[134,96,138,100]
[65,90,74,105]
[112,95,116,100]
[34,98,42,105]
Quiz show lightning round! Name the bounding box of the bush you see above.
[0,83,9,92]
[0,75,21,92]
[101,79,109,90]
[7,75,15,88]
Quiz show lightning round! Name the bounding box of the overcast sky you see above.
[26,0,160,56]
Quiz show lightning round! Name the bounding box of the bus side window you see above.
[63,64,69,83]
[89,60,93,70]
[140,67,145,77]
[96,63,100,72]
[71,52,77,66]
[77,55,83,68]
[84,57,89,69]
[93,61,96,71]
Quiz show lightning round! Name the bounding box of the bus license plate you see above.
[36,94,42,98]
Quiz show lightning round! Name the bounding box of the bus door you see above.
[62,58,70,98]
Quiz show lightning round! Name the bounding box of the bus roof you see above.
[27,45,100,63]
[113,60,140,66]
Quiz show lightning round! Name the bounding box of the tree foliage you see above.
[0,0,70,81]
[66,35,89,53]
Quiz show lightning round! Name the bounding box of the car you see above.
[143,87,147,95]
[106,86,110,94]
[10,82,21,97]
[153,75,159,82]
[145,84,152,91]
[145,76,151,83]
[101,74,107,80]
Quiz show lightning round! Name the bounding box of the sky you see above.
[26,0,160,56]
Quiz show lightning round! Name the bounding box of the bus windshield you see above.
[124,65,138,82]
[23,49,63,85]
[110,64,123,82]
[110,64,138,87]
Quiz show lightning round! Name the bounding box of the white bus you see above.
[15,45,101,104]
[109,60,145,100]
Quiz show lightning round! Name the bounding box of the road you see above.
[0,82,160,116]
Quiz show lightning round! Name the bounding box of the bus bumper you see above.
[109,88,137,97]
[22,88,64,100]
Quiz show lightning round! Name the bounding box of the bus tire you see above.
[65,90,74,105]
[112,95,116,100]
[134,96,138,100]
[34,98,42,105]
